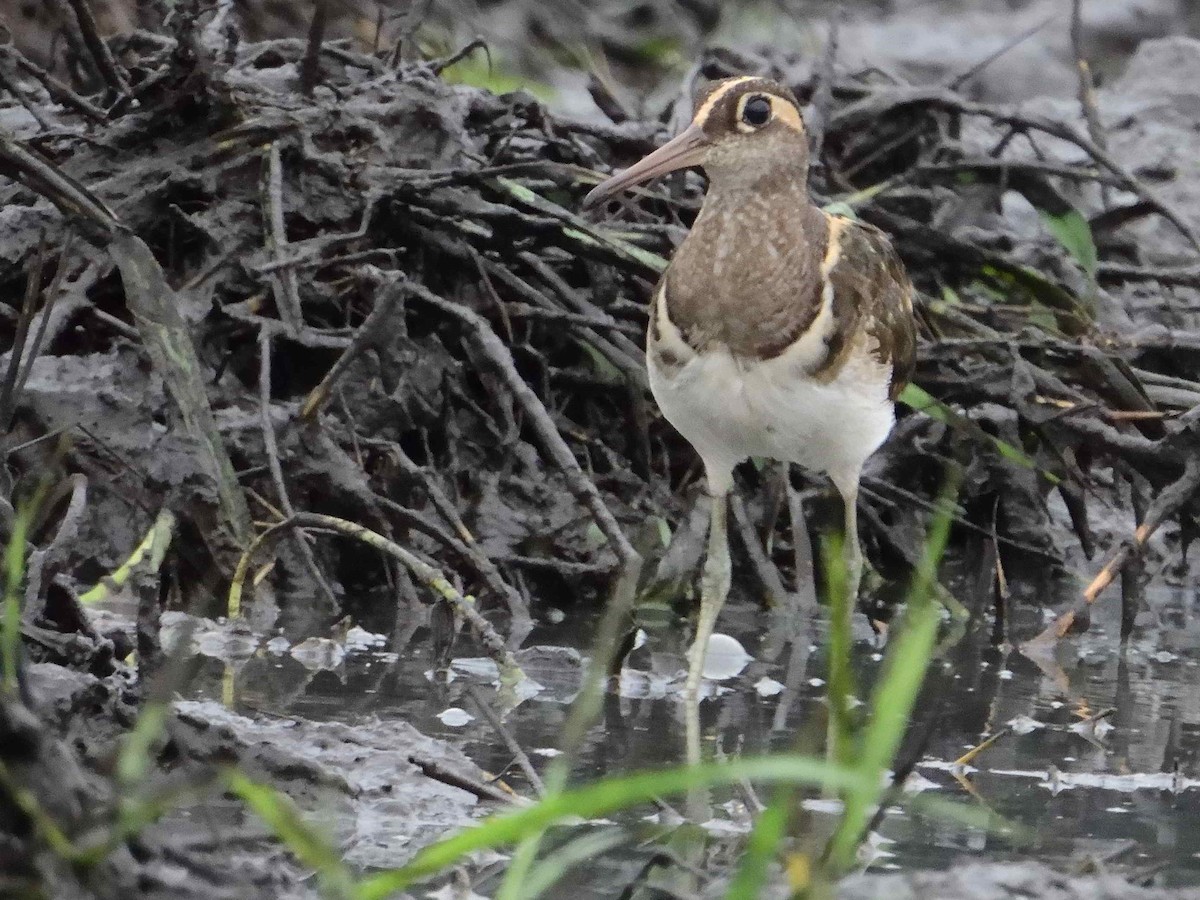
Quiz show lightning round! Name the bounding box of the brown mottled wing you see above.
[815,216,916,400]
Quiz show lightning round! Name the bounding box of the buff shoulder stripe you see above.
[769,213,841,370]
[820,215,849,279]
[651,280,697,364]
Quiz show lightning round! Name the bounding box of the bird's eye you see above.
[741,95,771,127]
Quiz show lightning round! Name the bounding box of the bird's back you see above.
[647,204,915,487]
[809,214,916,400]
[653,200,915,394]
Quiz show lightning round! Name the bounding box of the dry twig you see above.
[59,0,131,96]
[228,512,523,679]
[407,281,640,567]
[299,0,329,96]
[1032,453,1200,644]
[258,327,339,610]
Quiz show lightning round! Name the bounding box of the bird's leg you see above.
[823,474,863,777]
[685,489,732,705]
[842,482,862,607]
[686,487,731,772]
[832,472,865,628]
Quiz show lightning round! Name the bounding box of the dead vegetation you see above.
[0,1,1198,894]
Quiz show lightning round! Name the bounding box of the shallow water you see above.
[157,569,1200,892]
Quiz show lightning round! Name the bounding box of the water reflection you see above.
[174,578,1200,888]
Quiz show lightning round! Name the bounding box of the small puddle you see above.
[129,575,1200,889]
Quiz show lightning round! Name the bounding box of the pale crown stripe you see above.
[693,76,758,127]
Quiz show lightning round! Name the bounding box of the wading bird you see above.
[583,76,917,705]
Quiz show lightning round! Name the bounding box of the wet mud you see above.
[1,1,1199,898]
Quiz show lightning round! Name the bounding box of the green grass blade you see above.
[356,756,871,899]
[440,57,554,101]
[496,833,541,900]
[562,227,670,273]
[1,510,26,696]
[0,759,79,858]
[723,788,791,900]
[226,770,356,899]
[79,509,176,605]
[520,828,629,899]
[1039,208,1097,278]
[116,701,170,787]
[493,177,669,274]
[822,534,854,768]
[901,791,1030,843]
[2,492,43,697]
[825,478,959,872]
[899,383,1060,485]
[826,598,940,871]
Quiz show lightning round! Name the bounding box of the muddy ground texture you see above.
[0,2,1199,898]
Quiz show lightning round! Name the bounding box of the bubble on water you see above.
[265,635,290,655]
[902,771,940,793]
[1007,715,1046,735]
[450,657,500,681]
[437,707,473,727]
[619,669,671,699]
[290,637,345,671]
[754,677,784,697]
[345,626,386,651]
[701,634,752,681]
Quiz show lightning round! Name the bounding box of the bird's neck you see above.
[694,175,816,236]
[701,146,811,195]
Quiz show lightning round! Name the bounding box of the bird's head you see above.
[583,76,810,207]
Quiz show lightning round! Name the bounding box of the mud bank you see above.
[1,2,1198,898]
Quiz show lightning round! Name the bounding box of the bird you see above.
[582,75,917,707]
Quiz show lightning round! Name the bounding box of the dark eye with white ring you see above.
[741,95,771,127]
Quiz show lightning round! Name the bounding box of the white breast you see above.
[648,337,895,496]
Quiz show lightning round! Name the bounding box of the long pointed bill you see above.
[582,123,709,208]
